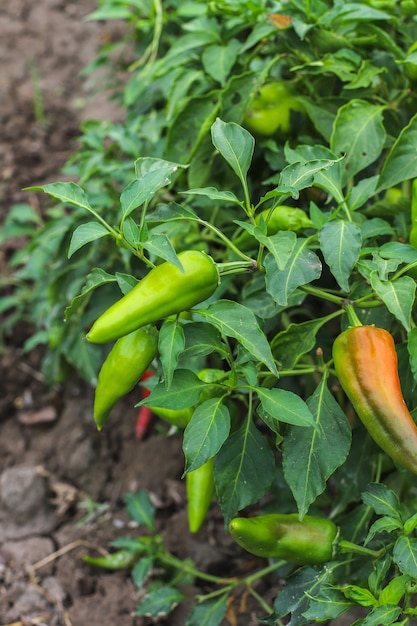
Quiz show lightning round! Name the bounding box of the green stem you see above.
[338,540,382,559]
[300,284,346,305]
[217,260,257,276]
[344,303,363,327]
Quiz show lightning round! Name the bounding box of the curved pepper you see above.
[333,325,417,474]
[87,250,219,344]
[229,513,338,564]
[94,325,158,430]
[186,458,216,533]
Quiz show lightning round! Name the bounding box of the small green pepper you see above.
[234,205,312,250]
[94,325,158,430]
[229,513,338,564]
[243,81,304,137]
[87,250,219,344]
[186,458,215,533]
[333,325,417,474]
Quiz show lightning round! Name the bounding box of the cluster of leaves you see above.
[4,0,417,623]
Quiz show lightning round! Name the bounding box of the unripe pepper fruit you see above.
[229,514,338,564]
[94,325,158,430]
[186,458,215,533]
[333,325,417,474]
[87,250,219,344]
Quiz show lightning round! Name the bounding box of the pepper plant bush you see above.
[4,0,417,622]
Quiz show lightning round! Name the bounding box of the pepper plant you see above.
[4,0,417,623]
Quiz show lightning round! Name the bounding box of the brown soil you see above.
[0,3,366,625]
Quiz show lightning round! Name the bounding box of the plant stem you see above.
[345,303,363,327]
[338,540,382,559]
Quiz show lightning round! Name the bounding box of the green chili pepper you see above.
[234,205,312,250]
[83,549,137,570]
[409,179,417,248]
[94,325,158,430]
[229,514,338,564]
[333,325,417,474]
[186,458,215,533]
[87,250,219,344]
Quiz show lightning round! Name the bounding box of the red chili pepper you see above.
[135,370,156,440]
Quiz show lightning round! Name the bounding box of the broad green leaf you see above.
[271,314,338,370]
[318,220,362,292]
[139,369,207,409]
[370,272,416,331]
[122,217,141,247]
[182,322,227,358]
[132,557,153,590]
[64,268,116,321]
[26,181,93,212]
[362,483,402,519]
[284,144,344,203]
[220,71,258,124]
[365,517,404,545]
[158,319,185,389]
[183,398,231,472]
[393,536,417,577]
[330,100,385,185]
[360,605,402,626]
[202,40,240,86]
[297,97,336,143]
[123,490,156,530]
[255,387,316,428]
[68,222,110,258]
[135,585,185,617]
[278,158,342,195]
[141,233,181,268]
[378,575,409,607]
[341,585,377,607]
[185,595,228,626]
[378,114,417,191]
[211,118,255,184]
[273,565,336,624]
[120,169,173,218]
[214,419,275,524]
[195,300,278,376]
[166,69,205,120]
[167,94,220,164]
[302,587,353,622]
[182,186,243,206]
[283,376,352,518]
[253,230,296,272]
[134,156,186,180]
[265,239,322,307]
[347,175,379,211]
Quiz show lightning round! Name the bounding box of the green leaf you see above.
[365,517,404,545]
[83,549,137,570]
[185,595,228,626]
[407,327,417,384]
[64,268,116,321]
[370,272,416,331]
[139,369,206,409]
[123,490,156,531]
[68,222,110,258]
[134,156,186,180]
[347,176,379,211]
[211,118,254,185]
[360,605,402,626]
[393,536,417,577]
[255,387,317,428]
[132,557,153,590]
[195,300,278,376]
[265,239,322,306]
[182,186,243,206]
[202,40,240,86]
[25,181,93,212]
[361,483,402,520]
[120,169,173,218]
[378,114,417,191]
[318,220,362,292]
[254,230,297,271]
[271,315,336,370]
[278,158,342,195]
[284,143,344,203]
[330,100,385,186]
[214,419,275,524]
[341,585,377,607]
[283,376,352,518]
[182,322,227,358]
[135,585,185,617]
[158,319,185,389]
[302,587,353,622]
[141,233,181,268]
[378,575,409,606]
[183,398,231,472]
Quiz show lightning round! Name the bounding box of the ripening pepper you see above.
[86,250,219,344]
[186,458,216,533]
[93,325,158,430]
[229,513,338,564]
[333,325,417,474]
